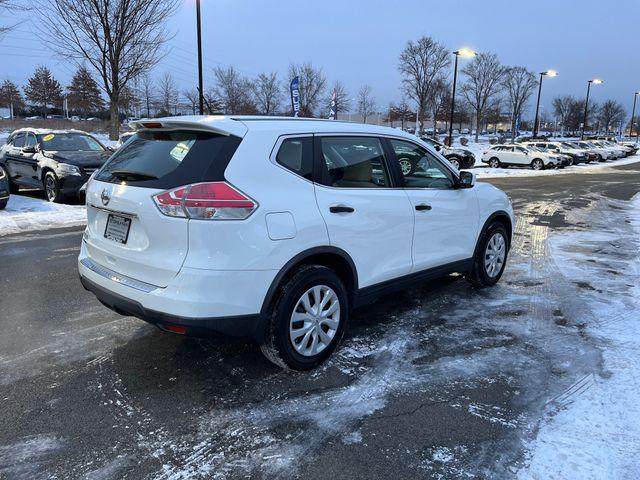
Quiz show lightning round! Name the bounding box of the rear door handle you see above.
[415,204,432,211]
[329,205,355,214]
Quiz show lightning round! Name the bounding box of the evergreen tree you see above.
[0,79,25,114]
[66,66,104,118]
[24,66,63,118]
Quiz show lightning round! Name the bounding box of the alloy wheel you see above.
[484,232,506,278]
[289,285,340,357]
[45,175,57,202]
[399,159,412,175]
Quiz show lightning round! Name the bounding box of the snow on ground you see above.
[517,194,640,479]
[0,194,86,236]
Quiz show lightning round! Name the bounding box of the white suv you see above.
[78,116,514,370]
[481,144,559,170]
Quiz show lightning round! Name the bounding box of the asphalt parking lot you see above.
[1,162,639,479]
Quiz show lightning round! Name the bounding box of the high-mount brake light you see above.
[152,182,257,220]
[141,122,163,128]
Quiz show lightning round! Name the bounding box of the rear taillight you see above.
[152,182,257,220]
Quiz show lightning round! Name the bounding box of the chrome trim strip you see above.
[80,257,158,293]
[88,203,138,219]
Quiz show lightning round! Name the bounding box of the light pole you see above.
[196,0,204,115]
[630,91,639,143]
[581,78,603,139]
[532,70,557,138]
[448,48,476,147]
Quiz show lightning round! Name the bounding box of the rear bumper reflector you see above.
[80,257,159,293]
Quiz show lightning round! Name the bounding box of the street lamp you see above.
[532,70,557,138]
[448,48,476,146]
[196,0,204,115]
[630,91,639,143]
[581,78,603,139]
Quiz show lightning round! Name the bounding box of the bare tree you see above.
[36,0,179,139]
[253,72,282,115]
[184,89,199,115]
[389,98,415,130]
[502,66,537,141]
[139,74,154,118]
[357,85,375,124]
[288,62,326,117]
[426,77,450,136]
[566,97,598,132]
[552,95,574,135]
[598,100,626,133]
[398,36,451,131]
[0,0,23,37]
[157,72,178,116]
[213,66,256,114]
[324,80,350,118]
[461,52,505,142]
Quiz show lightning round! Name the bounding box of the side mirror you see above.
[459,171,476,189]
[434,145,441,151]
[106,146,115,152]
[22,145,36,154]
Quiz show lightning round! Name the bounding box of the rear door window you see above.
[317,136,391,188]
[95,130,242,189]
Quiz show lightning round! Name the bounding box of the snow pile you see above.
[518,195,640,479]
[0,194,86,236]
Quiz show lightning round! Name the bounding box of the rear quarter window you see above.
[95,130,242,189]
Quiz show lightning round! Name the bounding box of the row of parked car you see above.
[481,137,638,170]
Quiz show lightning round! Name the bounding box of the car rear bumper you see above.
[79,275,266,341]
[78,243,275,342]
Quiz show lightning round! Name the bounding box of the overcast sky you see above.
[1,0,638,118]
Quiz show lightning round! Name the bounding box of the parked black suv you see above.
[0,129,113,203]
[0,163,9,209]
[420,137,476,170]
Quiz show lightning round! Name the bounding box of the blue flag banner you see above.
[329,88,337,120]
[290,77,300,117]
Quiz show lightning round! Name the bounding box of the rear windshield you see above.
[94,130,242,188]
[38,133,105,152]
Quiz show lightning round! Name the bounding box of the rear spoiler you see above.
[129,116,248,138]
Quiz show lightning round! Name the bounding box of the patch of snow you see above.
[0,434,64,479]
[0,194,86,236]
[518,195,640,480]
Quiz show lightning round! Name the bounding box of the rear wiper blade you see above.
[109,169,158,181]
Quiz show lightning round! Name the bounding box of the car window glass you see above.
[515,146,527,153]
[276,137,313,180]
[39,133,104,152]
[25,134,37,148]
[319,136,390,188]
[12,133,25,148]
[389,139,455,189]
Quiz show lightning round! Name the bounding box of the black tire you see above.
[447,157,461,170]
[467,221,509,288]
[596,154,605,162]
[0,165,19,194]
[44,171,65,203]
[0,198,7,210]
[531,159,544,170]
[260,265,348,371]
[488,157,501,168]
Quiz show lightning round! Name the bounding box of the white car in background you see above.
[584,141,618,160]
[595,140,629,158]
[481,144,559,170]
[78,116,514,370]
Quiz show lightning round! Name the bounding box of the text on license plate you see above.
[104,214,132,244]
